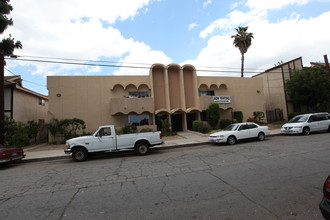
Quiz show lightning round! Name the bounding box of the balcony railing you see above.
[110,97,154,115]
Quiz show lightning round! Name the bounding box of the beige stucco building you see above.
[47,64,266,133]
[5,76,48,123]
[253,57,303,121]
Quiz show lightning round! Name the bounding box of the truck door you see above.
[91,127,116,152]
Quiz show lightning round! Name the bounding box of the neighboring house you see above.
[4,75,49,142]
[47,64,266,133]
[253,57,303,122]
[311,54,330,83]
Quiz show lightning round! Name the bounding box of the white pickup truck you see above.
[64,125,163,161]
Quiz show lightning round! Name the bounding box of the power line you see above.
[5,67,47,87]
[6,57,265,74]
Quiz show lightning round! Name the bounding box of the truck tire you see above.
[72,148,88,162]
[135,142,149,155]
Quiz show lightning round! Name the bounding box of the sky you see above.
[3,0,330,95]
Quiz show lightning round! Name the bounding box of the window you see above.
[199,91,215,96]
[97,127,112,136]
[248,124,258,129]
[39,98,45,106]
[128,91,149,98]
[128,114,150,126]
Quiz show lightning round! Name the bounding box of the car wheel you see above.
[257,132,265,141]
[135,142,149,155]
[227,136,236,145]
[302,127,310,135]
[72,148,88,162]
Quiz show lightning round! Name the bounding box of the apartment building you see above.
[47,64,266,132]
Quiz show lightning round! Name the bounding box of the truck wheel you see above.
[72,148,88,162]
[135,142,149,155]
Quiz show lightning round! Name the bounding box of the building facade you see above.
[47,64,266,133]
[5,76,48,123]
[253,57,303,121]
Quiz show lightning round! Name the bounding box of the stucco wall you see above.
[12,89,48,123]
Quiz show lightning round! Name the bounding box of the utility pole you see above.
[0,53,4,146]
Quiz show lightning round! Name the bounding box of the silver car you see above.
[281,112,330,135]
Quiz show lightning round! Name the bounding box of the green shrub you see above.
[11,122,29,147]
[199,126,209,134]
[233,111,243,123]
[220,119,232,129]
[206,103,220,129]
[253,111,265,124]
[140,128,153,133]
[192,120,203,132]
[122,125,137,134]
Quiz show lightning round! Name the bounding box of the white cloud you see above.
[203,0,212,8]
[200,9,266,38]
[246,0,309,11]
[113,42,172,75]
[6,0,164,77]
[188,11,330,77]
[188,22,199,30]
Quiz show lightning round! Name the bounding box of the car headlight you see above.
[218,135,224,138]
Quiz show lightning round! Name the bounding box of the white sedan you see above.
[208,122,270,145]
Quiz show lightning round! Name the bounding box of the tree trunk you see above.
[241,52,245,78]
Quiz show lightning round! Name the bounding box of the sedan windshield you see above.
[288,115,308,123]
[224,124,239,131]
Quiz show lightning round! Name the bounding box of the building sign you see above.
[213,96,231,104]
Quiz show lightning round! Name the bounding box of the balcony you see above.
[110,97,155,115]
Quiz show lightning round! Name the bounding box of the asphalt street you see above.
[1,133,330,220]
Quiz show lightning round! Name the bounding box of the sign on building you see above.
[213,96,231,104]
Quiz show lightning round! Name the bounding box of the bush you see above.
[233,111,243,123]
[192,120,203,132]
[122,125,137,134]
[140,128,153,133]
[11,122,30,147]
[192,120,209,133]
[206,103,220,129]
[253,111,265,124]
[220,119,232,129]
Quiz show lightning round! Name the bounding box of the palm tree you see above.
[231,26,254,77]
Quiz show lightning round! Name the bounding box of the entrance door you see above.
[186,113,196,131]
[171,114,183,131]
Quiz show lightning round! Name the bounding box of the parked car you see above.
[65,125,163,162]
[281,112,330,135]
[320,175,330,219]
[0,147,25,167]
[208,122,270,145]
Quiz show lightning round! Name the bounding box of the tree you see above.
[48,118,60,143]
[286,66,330,111]
[0,0,22,55]
[27,120,41,144]
[231,26,253,77]
[206,102,220,129]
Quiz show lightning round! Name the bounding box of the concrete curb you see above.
[21,131,281,163]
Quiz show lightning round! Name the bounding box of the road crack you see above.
[208,172,280,220]
[59,188,82,220]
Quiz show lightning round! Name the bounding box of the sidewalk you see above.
[23,129,281,163]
